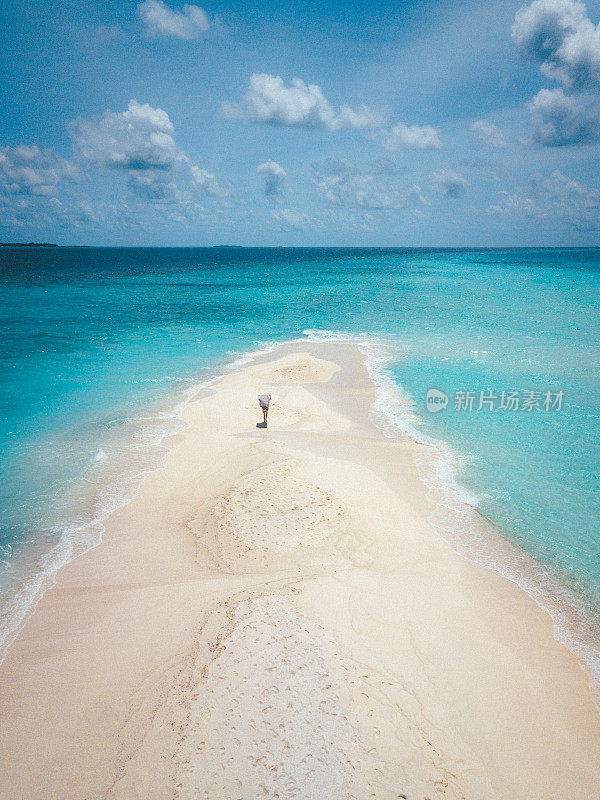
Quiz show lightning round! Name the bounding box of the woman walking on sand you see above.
[258,393,271,426]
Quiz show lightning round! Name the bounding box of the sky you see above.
[1,0,600,246]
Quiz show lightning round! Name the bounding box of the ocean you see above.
[1,246,599,676]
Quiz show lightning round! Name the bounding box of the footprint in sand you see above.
[171,596,366,800]
[213,460,345,552]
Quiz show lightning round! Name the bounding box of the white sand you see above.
[1,341,599,800]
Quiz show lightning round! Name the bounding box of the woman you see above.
[258,393,271,426]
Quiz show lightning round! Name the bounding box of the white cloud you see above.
[432,169,468,198]
[527,87,600,144]
[377,121,442,151]
[71,99,226,200]
[0,190,86,232]
[488,192,538,217]
[488,169,600,229]
[75,193,212,230]
[223,74,442,157]
[189,165,225,195]
[257,161,286,195]
[312,159,427,210]
[0,145,77,196]
[71,100,178,170]
[272,208,309,229]
[471,120,508,148]
[334,104,387,131]
[137,0,211,40]
[223,73,387,131]
[540,168,600,204]
[512,0,600,88]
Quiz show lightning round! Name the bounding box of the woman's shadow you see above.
[256,421,267,428]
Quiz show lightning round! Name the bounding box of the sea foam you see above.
[304,330,600,691]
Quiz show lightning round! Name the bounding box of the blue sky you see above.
[1,0,600,245]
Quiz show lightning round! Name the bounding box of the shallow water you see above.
[0,246,599,668]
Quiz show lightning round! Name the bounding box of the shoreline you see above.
[1,341,600,798]
[308,332,600,690]
[0,344,274,666]
[2,333,599,686]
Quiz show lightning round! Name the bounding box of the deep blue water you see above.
[1,246,599,666]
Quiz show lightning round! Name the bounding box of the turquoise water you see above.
[1,247,599,668]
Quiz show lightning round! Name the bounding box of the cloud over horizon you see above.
[0,145,77,196]
[2,0,600,244]
[312,159,427,211]
[489,169,600,229]
[272,208,310,229]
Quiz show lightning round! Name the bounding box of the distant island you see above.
[0,242,60,247]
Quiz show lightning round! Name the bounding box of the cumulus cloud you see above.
[471,120,508,148]
[527,87,600,144]
[257,161,286,196]
[71,100,178,170]
[223,74,443,156]
[512,0,600,88]
[377,121,442,150]
[71,99,226,200]
[312,159,427,210]
[137,0,211,39]
[223,73,387,131]
[432,169,468,198]
[0,145,77,196]
[488,169,600,228]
